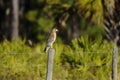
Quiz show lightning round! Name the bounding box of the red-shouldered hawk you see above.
[44,28,58,53]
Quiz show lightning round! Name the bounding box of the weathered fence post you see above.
[112,36,119,80]
[46,48,55,80]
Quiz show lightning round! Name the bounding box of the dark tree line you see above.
[0,0,120,44]
[0,0,19,41]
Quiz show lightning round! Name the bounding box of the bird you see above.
[44,28,58,53]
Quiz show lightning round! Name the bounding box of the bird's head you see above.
[52,28,58,32]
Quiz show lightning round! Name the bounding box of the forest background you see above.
[0,0,120,80]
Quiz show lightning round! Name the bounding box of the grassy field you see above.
[0,37,119,80]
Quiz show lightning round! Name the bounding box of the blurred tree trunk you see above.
[11,0,19,40]
[102,0,120,80]
[68,13,80,40]
[55,6,80,43]
[0,0,12,40]
[70,14,80,40]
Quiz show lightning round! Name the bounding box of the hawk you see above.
[44,28,58,53]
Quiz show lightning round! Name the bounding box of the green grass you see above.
[0,37,119,80]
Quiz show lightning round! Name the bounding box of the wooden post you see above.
[46,48,55,80]
[112,36,119,80]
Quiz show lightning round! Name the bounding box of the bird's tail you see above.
[44,46,50,53]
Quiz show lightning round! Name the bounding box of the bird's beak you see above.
[56,29,58,32]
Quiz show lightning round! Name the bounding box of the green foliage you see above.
[60,36,114,79]
[26,10,38,22]
[0,39,31,53]
[0,0,119,79]
[76,0,104,24]
[22,0,105,42]
[0,37,119,80]
[0,40,47,80]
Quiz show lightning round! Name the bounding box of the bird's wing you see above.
[46,32,56,46]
